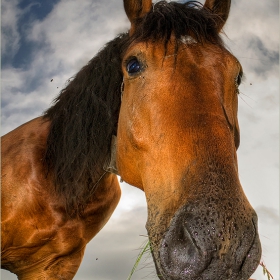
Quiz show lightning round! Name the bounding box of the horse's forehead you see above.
[125,38,231,63]
[124,39,238,75]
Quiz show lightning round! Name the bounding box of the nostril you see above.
[159,218,211,279]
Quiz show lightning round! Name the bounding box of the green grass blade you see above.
[127,239,151,280]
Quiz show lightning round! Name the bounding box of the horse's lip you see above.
[238,217,262,277]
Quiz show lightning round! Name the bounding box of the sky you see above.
[1,0,279,279]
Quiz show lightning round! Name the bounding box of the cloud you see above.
[222,1,279,80]
[1,0,129,136]
[1,0,21,60]
[26,0,128,70]
[256,206,279,225]
[75,206,154,280]
[241,35,279,78]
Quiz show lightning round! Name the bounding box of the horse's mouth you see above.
[152,234,261,280]
[148,204,261,280]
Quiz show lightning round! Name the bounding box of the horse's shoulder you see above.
[1,117,51,194]
[1,117,50,159]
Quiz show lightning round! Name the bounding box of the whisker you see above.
[239,91,256,102]
[239,91,253,109]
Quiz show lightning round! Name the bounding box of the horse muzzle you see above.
[149,200,261,280]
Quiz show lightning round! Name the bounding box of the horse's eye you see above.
[126,58,141,74]
[237,74,242,86]
[236,71,243,86]
[235,73,242,88]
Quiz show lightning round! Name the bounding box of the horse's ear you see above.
[203,0,231,32]
[123,0,152,34]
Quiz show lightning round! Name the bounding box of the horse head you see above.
[117,0,261,279]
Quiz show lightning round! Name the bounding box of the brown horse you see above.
[1,0,261,279]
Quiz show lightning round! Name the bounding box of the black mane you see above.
[43,1,223,216]
[43,34,129,215]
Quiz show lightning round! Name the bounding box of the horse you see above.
[1,0,262,279]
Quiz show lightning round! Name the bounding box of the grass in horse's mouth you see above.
[127,240,273,280]
[127,239,153,280]
[258,262,274,280]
